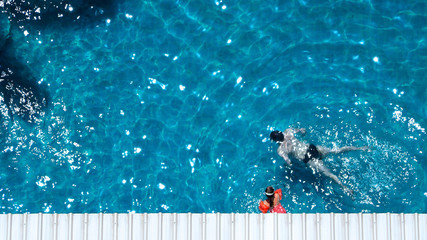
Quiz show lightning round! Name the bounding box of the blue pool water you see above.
[0,0,426,213]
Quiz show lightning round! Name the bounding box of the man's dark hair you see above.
[270,130,284,142]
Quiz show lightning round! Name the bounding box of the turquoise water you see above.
[0,0,426,213]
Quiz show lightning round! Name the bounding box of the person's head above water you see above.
[265,186,275,196]
[270,130,284,142]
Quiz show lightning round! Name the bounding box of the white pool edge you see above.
[0,213,426,240]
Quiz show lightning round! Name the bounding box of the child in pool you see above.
[259,186,287,213]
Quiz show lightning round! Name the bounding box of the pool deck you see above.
[0,213,425,240]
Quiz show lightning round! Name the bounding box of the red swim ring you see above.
[259,200,270,213]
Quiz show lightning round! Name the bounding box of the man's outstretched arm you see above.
[294,128,306,135]
[286,128,306,135]
[278,150,292,166]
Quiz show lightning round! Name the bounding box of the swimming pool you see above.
[0,0,425,214]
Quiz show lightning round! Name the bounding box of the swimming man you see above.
[270,128,369,196]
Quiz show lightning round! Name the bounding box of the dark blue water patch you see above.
[0,0,119,29]
[0,38,49,124]
[0,13,10,49]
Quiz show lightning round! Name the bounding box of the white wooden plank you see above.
[315,214,320,240]
[387,213,391,240]
[158,213,162,240]
[373,213,378,240]
[287,213,293,240]
[348,214,360,240]
[205,213,218,240]
[173,213,178,240]
[143,213,148,240]
[375,214,387,240]
[4,214,10,240]
[41,214,53,240]
[87,214,99,240]
[191,214,202,240]
[291,213,303,240]
[38,213,43,240]
[221,213,231,240]
[52,213,58,240]
[231,213,235,240]
[160,214,172,240]
[404,214,415,240]
[83,214,88,240]
[400,213,406,240]
[217,213,221,240]
[361,214,373,240]
[127,213,133,240]
[390,214,402,240]
[11,214,22,240]
[419,214,427,240]
[102,214,114,240]
[113,213,118,240]
[302,213,306,240]
[56,214,68,240]
[245,213,251,240]
[72,214,84,240]
[274,213,279,240]
[320,214,331,240]
[202,213,207,240]
[331,213,335,240]
[26,214,39,240]
[277,213,288,240]
[305,214,317,240]
[146,213,159,240]
[117,214,128,240]
[0,214,7,240]
[234,214,246,240]
[131,214,143,240]
[98,213,103,240]
[345,214,349,240]
[67,213,72,240]
[249,213,260,240]
[176,214,188,240]
[415,213,421,240]
[263,213,274,240]
[22,213,28,240]
[334,213,347,240]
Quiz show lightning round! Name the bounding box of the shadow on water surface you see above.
[1,0,119,28]
[1,12,49,124]
[0,0,121,124]
[0,36,49,124]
